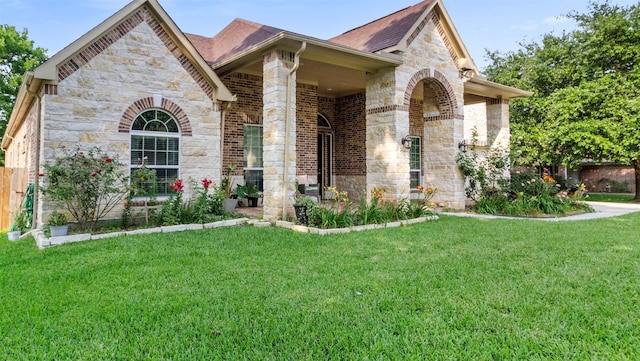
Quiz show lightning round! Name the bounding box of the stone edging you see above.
[33,215,440,249]
[271,215,439,235]
[34,218,250,249]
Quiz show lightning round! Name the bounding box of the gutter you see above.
[24,77,42,230]
[282,41,306,220]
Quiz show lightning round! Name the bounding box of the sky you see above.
[1,0,638,71]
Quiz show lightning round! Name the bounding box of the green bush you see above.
[40,147,129,233]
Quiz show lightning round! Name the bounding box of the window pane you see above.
[410,171,420,189]
[167,152,179,166]
[244,125,263,168]
[130,109,180,196]
[168,138,179,151]
[409,137,421,188]
[245,170,264,192]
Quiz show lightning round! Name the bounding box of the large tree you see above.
[484,1,640,200]
[0,25,48,166]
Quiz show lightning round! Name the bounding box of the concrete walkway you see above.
[442,201,640,221]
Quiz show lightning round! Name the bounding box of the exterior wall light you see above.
[458,140,468,153]
[401,135,412,149]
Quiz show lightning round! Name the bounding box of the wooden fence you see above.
[0,167,28,231]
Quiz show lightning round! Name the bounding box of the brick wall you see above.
[335,93,366,176]
[221,72,263,178]
[581,165,635,193]
[296,83,318,178]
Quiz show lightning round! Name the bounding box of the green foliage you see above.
[307,186,436,229]
[10,209,29,232]
[40,147,129,233]
[157,179,185,226]
[0,25,48,165]
[46,211,67,226]
[483,2,640,197]
[598,177,630,193]
[190,178,224,224]
[456,134,509,201]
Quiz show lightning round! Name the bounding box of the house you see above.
[1,0,531,228]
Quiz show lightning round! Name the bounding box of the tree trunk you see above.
[634,158,640,202]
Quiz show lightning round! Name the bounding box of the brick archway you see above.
[404,69,458,121]
[118,97,192,136]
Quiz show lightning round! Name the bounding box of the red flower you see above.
[105,157,112,163]
[91,172,97,177]
[201,178,212,190]
[38,173,44,177]
[170,179,184,193]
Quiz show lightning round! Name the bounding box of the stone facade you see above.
[34,11,222,225]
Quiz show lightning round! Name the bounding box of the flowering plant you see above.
[40,147,128,233]
[158,178,185,225]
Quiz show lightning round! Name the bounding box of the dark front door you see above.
[317,133,332,199]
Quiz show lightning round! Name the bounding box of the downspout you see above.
[25,79,42,230]
[220,101,233,181]
[282,41,306,220]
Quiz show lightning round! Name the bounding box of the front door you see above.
[317,133,332,199]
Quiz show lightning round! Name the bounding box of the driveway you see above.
[443,201,640,221]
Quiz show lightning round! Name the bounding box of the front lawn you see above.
[586,193,636,203]
[2,215,639,359]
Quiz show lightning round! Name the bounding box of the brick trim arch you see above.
[119,97,192,136]
[404,68,459,121]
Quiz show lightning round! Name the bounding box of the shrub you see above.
[40,147,129,233]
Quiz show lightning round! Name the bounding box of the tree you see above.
[484,1,640,200]
[0,25,48,165]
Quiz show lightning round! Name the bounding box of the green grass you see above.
[586,193,636,203]
[2,215,640,360]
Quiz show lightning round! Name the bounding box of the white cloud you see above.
[510,21,538,31]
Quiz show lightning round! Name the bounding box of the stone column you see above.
[263,49,296,221]
[424,115,466,209]
[486,97,510,148]
[365,69,411,202]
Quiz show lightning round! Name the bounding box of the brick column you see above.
[365,69,411,202]
[263,49,297,221]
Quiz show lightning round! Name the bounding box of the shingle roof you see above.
[328,0,434,53]
[186,19,286,65]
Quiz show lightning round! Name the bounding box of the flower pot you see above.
[247,197,259,207]
[223,198,237,212]
[294,204,308,225]
[7,230,21,241]
[50,225,69,237]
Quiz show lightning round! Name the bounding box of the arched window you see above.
[130,109,180,196]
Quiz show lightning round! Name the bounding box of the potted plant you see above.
[245,184,261,207]
[293,182,317,225]
[7,210,28,241]
[48,210,69,237]
[221,164,238,212]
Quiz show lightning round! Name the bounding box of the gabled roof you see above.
[329,1,435,53]
[32,0,233,102]
[186,19,287,66]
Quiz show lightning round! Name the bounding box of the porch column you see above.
[424,114,466,209]
[486,97,510,148]
[365,69,411,202]
[263,49,297,221]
